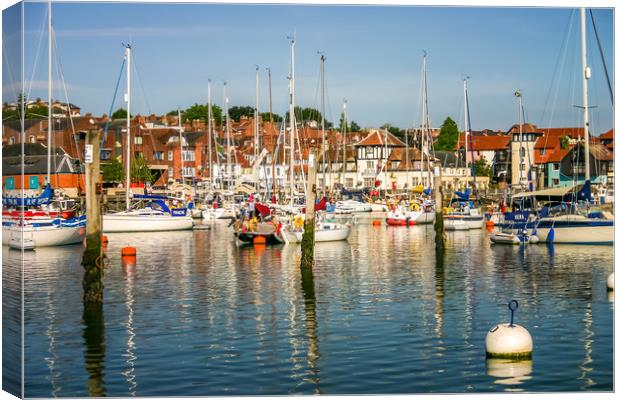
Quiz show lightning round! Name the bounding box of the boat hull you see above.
[4,221,86,249]
[386,218,416,226]
[282,222,351,243]
[444,216,469,231]
[414,211,436,225]
[103,214,193,232]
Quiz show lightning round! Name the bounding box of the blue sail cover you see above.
[423,188,432,196]
[2,184,53,207]
[454,187,471,201]
[576,180,592,203]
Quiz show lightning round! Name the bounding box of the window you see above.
[168,151,173,161]
[153,151,164,161]
[168,167,174,178]
[134,152,143,159]
[182,167,195,177]
[134,136,143,145]
[520,147,525,158]
[540,149,546,155]
[392,161,400,169]
[318,178,324,188]
[365,147,374,158]
[182,150,195,162]
[100,149,112,161]
[520,163,526,171]
[366,161,373,169]
[363,177,375,188]
[552,178,560,186]
[346,178,354,188]
[9,137,15,145]
[29,135,36,143]
[553,163,560,171]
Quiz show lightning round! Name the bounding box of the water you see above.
[3,220,613,396]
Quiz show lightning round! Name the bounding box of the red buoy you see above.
[121,246,137,257]
[372,220,382,226]
[253,236,267,245]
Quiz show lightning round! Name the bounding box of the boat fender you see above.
[607,273,614,291]
[485,300,532,359]
[548,227,554,244]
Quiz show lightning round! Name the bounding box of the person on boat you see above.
[241,216,250,233]
[249,216,258,232]
[206,192,214,205]
[248,199,256,218]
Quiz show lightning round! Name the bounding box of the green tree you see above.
[474,158,492,177]
[101,158,123,182]
[183,103,223,125]
[434,116,460,151]
[111,108,128,119]
[130,155,153,184]
[560,135,570,149]
[350,121,361,132]
[228,105,254,121]
[260,112,282,123]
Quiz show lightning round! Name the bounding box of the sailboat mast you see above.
[224,82,231,190]
[289,37,296,209]
[341,99,347,187]
[47,0,52,186]
[422,53,431,188]
[320,54,326,198]
[462,78,470,187]
[207,79,213,187]
[125,44,131,211]
[420,54,427,188]
[581,7,591,182]
[254,65,260,163]
[178,107,184,190]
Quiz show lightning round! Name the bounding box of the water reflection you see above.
[12,224,614,396]
[82,301,106,396]
[486,358,533,388]
[300,265,320,394]
[121,257,137,395]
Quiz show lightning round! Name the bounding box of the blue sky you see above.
[3,1,614,134]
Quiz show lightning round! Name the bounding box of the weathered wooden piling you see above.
[82,129,104,304]
[433,166,445,254]
[300,149,318,270]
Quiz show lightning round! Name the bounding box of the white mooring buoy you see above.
[485,300,533,359]
[607,273,614,291]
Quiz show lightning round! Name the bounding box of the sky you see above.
[2,1,615,135]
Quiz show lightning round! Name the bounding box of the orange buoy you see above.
[121,246,137,256]
[102,235,109,244]
[253,236,267,245]
[486,220,495,228]
[372,220,382,226]
[121,255,137,268]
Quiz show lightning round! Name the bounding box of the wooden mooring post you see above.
[82,128,104,304]
[300,149,318,270]
[433,166,445,254]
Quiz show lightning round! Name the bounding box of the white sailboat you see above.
[4,0,86,250]
[504,8,613,245]
[444,78,483,231]
[102,44,192,233]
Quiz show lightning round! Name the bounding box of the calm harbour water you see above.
[3,218,614,397]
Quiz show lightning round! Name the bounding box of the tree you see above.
[560,135,570,149]
[434,116,460,151]
[260,112,282,123]
[350,121,361,132]
[101,158,123,182]
[474,158,492,177]
[228,105,254,121]
[183,103,222,125]
[111,108,128,119]
[130,155,154,184]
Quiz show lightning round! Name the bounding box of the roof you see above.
[506,123,543,135]
[539,127,584,139]
[456,134,510,151]
[589,142,614,161]
[434,151,462,168]
[2,143,65,157]
[3,153,78,175]
[354,129,406,147]
[599,129,614,140]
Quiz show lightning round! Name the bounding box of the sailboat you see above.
[3,0,86,249]
[504,9,613,244]
[444,78,483,231]
[278,38,350,243]
[102,44,192,233]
